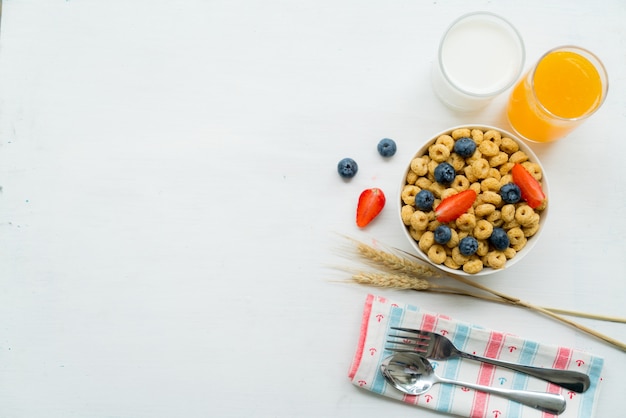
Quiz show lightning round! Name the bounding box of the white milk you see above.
[431,12,525,112]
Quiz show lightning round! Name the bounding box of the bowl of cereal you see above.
[399,125,549,276]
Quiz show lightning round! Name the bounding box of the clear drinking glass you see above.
[506,46,608,143]
[431,12,525,112]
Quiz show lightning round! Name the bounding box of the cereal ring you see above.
[466,149,483,164]
[409,227,424,241]
[500,137,519,154]
[509,151,529,164]
[471,129,484,144]
[503,220,521,230]
[489,151,509,167]
[427,159,439,176]
[418,231,435,252]
[401,185,420,205]
[521,161,543,181]
[501,204,516,223]
[410,210,429,231]
[444,256,462,270]
[486,210,503,227]
[401,205,415,225]
[486,251,507,269]
[429,143,450,162]
[451,246,470,265]
[451,175,470,191]
[428,182,446,198]
[481,177,501,192]
[469,181,482,195]
[528,212,540,227]
[480,191,502,206]
[478,140,499,157]
[483,129,502,145]
[448,153,466,172]
[503,247,516,259]
[475,203,496,217]
[474,219,493,240]
[488,168,501,181]
[471,158,490,179]
[476,239,490,257]
[406,170,418,185]
[427,244,447,264]
[410,157,429,176]
[507,227,527,251]
[464,166,478,183]
[427,219,441,231]
[455,213,476,232]
[446,228,460,248]
[499,163,515,177]
[441,187,458,200]
[523,222,540,238]
[515,204,536,226]
[463,257,484,274]
[416,177,432,189]
[499,173,513,186]
[436,134,455,151]
[451,128,471,139]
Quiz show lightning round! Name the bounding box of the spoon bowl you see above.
[380,352,566,415]
[380,351,436,395]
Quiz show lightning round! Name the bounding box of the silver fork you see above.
[388,327,590,393]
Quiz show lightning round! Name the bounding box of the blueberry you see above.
[414,189,435,211]
[489,227,510,251]
[434,225,452,244]
[459,236,478,256]
[377,138,397,157]
[454,137,477,158]
[337,157,358,178]
[434,162,455,185]
[499,182,522,204]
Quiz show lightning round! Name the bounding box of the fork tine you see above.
[385,346,428,353]
[385,340,428,353]
[390,326,433,338]
[386,338,429,348]
[387,334,430,345]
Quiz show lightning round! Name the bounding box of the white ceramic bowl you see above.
[398,124,549,276]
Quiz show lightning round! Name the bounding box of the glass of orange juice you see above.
[506,46,608,143]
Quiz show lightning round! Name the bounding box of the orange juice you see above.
[507,47,607,142]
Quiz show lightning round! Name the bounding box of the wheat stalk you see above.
[351,272,432,290]
[344,237,444,279]
[347,238,626,352]
[351,271,526,302]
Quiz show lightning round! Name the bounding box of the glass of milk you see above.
[431,12,525,112]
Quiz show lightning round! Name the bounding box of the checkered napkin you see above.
[348,294,604,418]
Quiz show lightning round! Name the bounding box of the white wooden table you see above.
[0,1,624,417]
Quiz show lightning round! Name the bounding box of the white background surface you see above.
[1,1,625,417]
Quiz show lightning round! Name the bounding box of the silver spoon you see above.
[380,353,566,415]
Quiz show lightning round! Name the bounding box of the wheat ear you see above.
[353,240,442,278]
[351,272,432,290]
[346,238,626,350]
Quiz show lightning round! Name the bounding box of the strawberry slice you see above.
[435,189,477,222]
[356,188,386,228]
[511,163,546,209]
